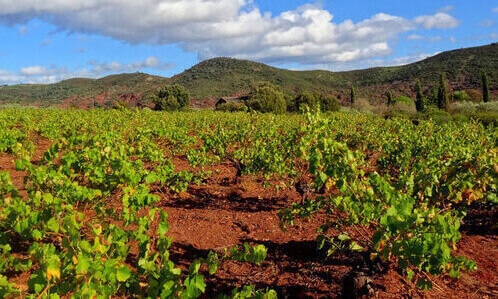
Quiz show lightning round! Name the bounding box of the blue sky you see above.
[0,0,496,84]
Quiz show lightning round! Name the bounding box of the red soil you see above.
[1,141,496,298]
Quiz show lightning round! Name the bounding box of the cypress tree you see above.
[482,72,490,103]
[431,85,438,106]
[350,86,356,104]
[386,91,394,106]
[437,74,449,111]
[415,80,424,112]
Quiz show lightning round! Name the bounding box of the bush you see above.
[289,92,340,112]
[352,97,374,112]
[453,91,469,102]
[469,112,497,127]
[452,113,469,123]
[466,90,483,103]
[215,102,247,112]
[317,93,340,112]
[246,83,286,114]
[396,96,413,104]
[419,107,452,124]
[152,85,190,111]
[290,92,318,112]
[452,101,498,114]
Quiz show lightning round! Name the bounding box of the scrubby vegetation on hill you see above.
[0,43,496,106]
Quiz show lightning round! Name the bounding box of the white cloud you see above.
[407,34,441,42]
[414,13,460,29]
[0,57,175,84]
[407,34,423,40]
[491,33,498,39]
[382,52,436,67]
[0,69,25,84]
[0,1,461,66]
[493,7,498,13]
[20,66,48,76]
[438,6,454,13]
[291,52,437,72]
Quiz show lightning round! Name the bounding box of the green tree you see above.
[437,74,449,111]
[290,92,318,112]
[246,82,286,114]
[152,85,190,111]
[316,93,340,112]
[350,86,356,104]
[429,85,438,106]
[415,81,425,112]
[386,91,394,106]
[482,72,490,103]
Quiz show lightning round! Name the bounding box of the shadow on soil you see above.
[169,239,368,298]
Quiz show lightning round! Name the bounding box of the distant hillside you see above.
[0,73,170,107]
[0,43,496,107]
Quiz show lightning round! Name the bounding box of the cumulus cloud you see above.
[0,69,25,84]
[414,13,460,29]
[292,51,437,72]
[0,1,460,66]
[20,66,48,76]
[0,57,175,84]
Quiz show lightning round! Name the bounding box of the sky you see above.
[0,0,496,85]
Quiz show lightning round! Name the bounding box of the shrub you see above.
[351,97,371,111]
[393,101,416,113]
[246,82,286,114]
[284,94,294,111]
[290,92,318,112]
[152,85,190,111]
[396,96,414,104]
[452,101,498,114]
[290,92,340,112]
[453,91,469,102]
[466,89,483,103]
[350,86,356,104]
[215,102,247,112]
[452,113,469,123]
[420,107,452,124]
[469,112,497,127]
[317,93,340,112]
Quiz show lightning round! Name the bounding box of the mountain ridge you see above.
[0,43,496,107]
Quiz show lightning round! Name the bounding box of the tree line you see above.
[152,72,491,113]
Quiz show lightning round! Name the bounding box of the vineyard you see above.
[0,108,496,298]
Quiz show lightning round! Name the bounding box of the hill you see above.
[0,43,496,107]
